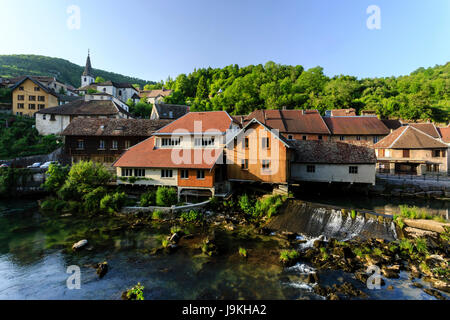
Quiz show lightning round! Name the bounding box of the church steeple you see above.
[81,50,95,87]
[82,50,93,77]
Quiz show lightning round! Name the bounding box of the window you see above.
[356,136,361,141]
[161,169,173,178]
[244,137,249,149]
[196,170,205,179]
[77,140,84,150]
[241,159,249,170]
[29,95,36,101]
[38,96,45,102]
[18,86,24,91]
[288,135,294,140]
[262,137,270,149]
[43,114,46,120]
[112,140,118,150]
[433,150,441,157]
[307,165,315,173]
[99,140,106,149]
[84,77,86,82]
[318,135,323,140]
[195,137,215,147]
[378,149,385,157]
[34,87,40,91]
[118,90,122,96]
[180,169,189,179]
[339,136,345,141]
[124,140,131,149]
[161,138,181,146]
[302,136,307,141]
[103,88,106,92]
[373,136,379,143]
[349,166,358,174]
[403,150,410,158]
[262,160,270,170]
[134,169,145,177]
[28,104,35,110]
[50,114,56,121]
[17,103,24,109]
[38,104,45,110]
[169,111,173,118]
[122,168,133,177]
[17,95,24,101]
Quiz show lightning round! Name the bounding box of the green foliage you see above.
[129,101,153,118]
[161,238,170,248]
[99,192,128,214]
[180,210,203,222]
[320,247,329,260]
[83,187,108,214]
[146,61,449,122]
[40,198,67,212]
[397,205,446,223]
[279,249,300,263]
[0,167,33,196]
[125,283,144,301]
[140,190,156,207]
[95,76,105,83]
[42,164,69,193]
[239,247,247,258]
[351,210,357,219]
[0,54,153,88]
[170,225,182,234]
[238,194,287,219]
[0,114,61,159]
[0,88,12,102]
[152,209,164,220]
[63,161,112,199]
[156,187,177,207]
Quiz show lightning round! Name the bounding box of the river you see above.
[0,198,446,300]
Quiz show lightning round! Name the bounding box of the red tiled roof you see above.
[113,137,222,169]
[438,126,450,143]
[156,111,234,134]
[374,126,448,149]
[324,117,389,135]
[244,109,330,135]
[408,123,441,139]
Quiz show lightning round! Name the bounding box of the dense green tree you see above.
[95,76,105,83]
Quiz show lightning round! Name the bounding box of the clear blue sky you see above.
[0,0,448,82]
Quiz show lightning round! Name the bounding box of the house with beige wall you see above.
[374,126,448,175]
[11,77,59,117]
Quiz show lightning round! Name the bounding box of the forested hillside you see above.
[148,61,449,122]
[0,55,153,88]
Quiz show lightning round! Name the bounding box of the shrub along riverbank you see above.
[40,161,133,214]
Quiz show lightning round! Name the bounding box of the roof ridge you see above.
[388,126,409,148]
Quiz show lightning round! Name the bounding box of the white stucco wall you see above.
[36,113,71,136]
[116,167,178,186]
[291,163,376,185]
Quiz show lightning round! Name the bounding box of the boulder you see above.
[72,240,88,251]
[169,232,182,244]
[96,262,108,278]
[430,279,450,293]
[423,288,446,300]
[382,265,400,279]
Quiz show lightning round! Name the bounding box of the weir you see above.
[267,200,398,241]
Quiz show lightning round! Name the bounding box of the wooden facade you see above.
[65,135,147,165]
[226,122,291,184]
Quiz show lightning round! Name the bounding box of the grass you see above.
[279,249,300,263]
[238,247,247,258]
[398,205,446,223]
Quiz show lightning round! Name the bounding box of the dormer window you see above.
[118,90,122,96]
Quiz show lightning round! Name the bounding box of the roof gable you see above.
[374,126,448,149]
[156,111,233,134]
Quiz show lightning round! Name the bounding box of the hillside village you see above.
[0,52,449,200]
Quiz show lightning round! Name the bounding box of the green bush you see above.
[42,164,69,193]
[100,192,128,214]
[152,209,164,220]
[239,194,287,219]
[180,210,203,222]
[125,283,144,301]
[83,187,107,214]
[156,187,177,207]
[279,249,300,263]
[140,190,156,207]
[239,247,247,257]
[40,199,68,212]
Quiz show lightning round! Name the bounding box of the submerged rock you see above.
[423,288,446,300]
[72,240,88,251]
[96,262,108,279]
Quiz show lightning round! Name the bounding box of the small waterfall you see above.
[267,200,397,241]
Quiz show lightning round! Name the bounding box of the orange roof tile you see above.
[156,111,234,134]
[408,123,441,139]
[324,117,389,135]
[374,126,448,149]
[438,126,450,143]
[113,137,222,169]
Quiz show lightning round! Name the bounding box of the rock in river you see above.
[96,262,108,279]
[72,240,88,251]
